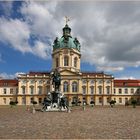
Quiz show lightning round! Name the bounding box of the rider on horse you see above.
[51,68,61,91]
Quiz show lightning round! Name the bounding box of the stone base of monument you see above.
[44,103,67,112]
[42,91,68,112]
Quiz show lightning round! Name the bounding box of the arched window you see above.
[90,86,94,94]
[22,86,26,94]
[56,58,59,67]
[98,86,102,94]
[30,86,34,95]
[64,56,69,66]
[38,86,42,94]
[72,81,78,92]
[82,86,86,95]
[106,86,110,94]
[63,81,69,92]
[74,57,77,67]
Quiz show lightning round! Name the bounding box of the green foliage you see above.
[32,101,37,105]
[71,101,76,106]
[71,101,75,104]
[90,101,95,104]
[78,101,81,105]
[90,101,95,107]
[131,100,137,108]
[78,101,81,104]
[9,101,18,107]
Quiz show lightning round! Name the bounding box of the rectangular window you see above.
[22,87,25,94]
[30,97,34,104]
[125,98,128,102]
[22,97,26,105]
[119,98,122,103]
[16,88,18,94]
[3,98,6,104]
[137,88,140,94]
[99,97,102,103]
[131,88,134,94]
[119,89,122,94]
[3,88,6,94]
[114,88,116,94]
[10,88,13,94]
[125,88,128,94]
[46,86,50,94]
[107,97,110,103]
[99,86,102,94]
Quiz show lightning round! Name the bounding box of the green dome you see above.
[53,24,81,52]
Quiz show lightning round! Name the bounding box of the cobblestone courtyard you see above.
[0,105,140,139]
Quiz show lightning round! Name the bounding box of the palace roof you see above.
[114,79,140,87]
[0,79,18,87]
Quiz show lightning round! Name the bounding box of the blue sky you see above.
[0,1,140,79]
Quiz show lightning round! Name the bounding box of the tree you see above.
[131,99,137,108]
[109,100,116,107]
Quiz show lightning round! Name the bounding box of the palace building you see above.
[0,23,140,106]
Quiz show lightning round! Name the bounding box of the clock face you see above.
[63,49,68,54]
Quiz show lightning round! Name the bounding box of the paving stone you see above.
[0,106,140,139]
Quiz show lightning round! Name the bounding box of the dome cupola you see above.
[63,24,71,37]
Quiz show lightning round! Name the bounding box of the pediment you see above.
[60,69,81,76]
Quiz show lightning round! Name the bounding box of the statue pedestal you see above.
[42,91,68,112]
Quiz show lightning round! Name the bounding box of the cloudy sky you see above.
[0,1,140,79]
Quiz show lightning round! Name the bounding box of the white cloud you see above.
[32,41,51,60]
[115,76,136,80]
[0,18,31,53]
[0,72,26,79]
[20,1,61,39]
[0,72,17,79]
[97,66,124,72]
[1,1,140,72]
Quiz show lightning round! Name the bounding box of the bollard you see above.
[68,107,71,113]
[83,102,86,111]
[32,107,36,114]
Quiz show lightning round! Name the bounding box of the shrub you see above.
[131,100,137,108]
[9,101,18,107]
[109,100,116,107]
[32,101,37,105]
[90,101,95,107]
[71,101,75,106]
[78,101,81,105]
